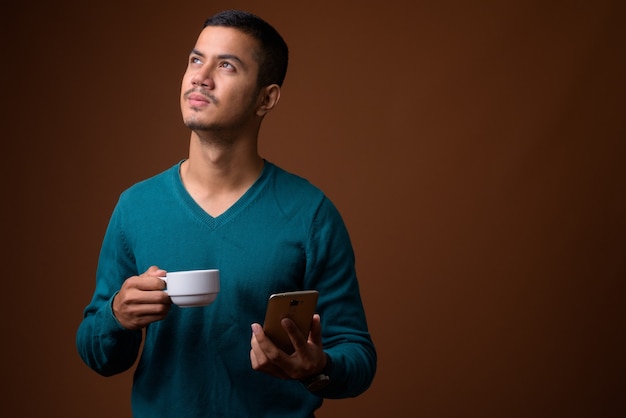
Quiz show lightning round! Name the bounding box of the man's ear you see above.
[257,84,281,117]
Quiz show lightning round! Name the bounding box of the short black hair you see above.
[203,10,289,87]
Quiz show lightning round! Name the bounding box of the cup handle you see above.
[158,276,168,294]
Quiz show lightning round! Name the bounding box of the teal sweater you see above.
[76,161,376,417]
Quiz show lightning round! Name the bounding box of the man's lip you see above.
[187,93,211,106]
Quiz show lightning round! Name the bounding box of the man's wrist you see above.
[302,353,332,392]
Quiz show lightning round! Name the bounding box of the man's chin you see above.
[185,121,211,131]
[183,116,215,131]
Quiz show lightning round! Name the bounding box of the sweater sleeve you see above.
[76,201,143,376]
[303,197,377,398]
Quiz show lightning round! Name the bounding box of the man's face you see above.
[180,26,262,133]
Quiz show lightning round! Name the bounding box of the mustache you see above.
[183,88,218,104]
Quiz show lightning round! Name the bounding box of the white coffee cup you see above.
[160,269,220,307]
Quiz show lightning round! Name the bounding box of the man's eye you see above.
[219,62,234,69]
[191,57,202,65]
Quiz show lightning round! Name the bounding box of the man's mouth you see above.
[185,89,217,107]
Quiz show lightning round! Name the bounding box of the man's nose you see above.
[191,67,215,89]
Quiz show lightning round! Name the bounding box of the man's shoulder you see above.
[264,162,337,218]
[267,161,323,197]
[119,163,180,202]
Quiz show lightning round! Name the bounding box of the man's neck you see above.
[180,132,264,217]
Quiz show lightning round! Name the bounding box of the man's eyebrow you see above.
[190,48,205,58]
[189,50,246,67]
[216,54,246,67]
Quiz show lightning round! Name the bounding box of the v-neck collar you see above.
[173,159,272,229]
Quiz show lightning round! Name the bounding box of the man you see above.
[76,9,376,417]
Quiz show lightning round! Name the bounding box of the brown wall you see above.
[3,1,624,417]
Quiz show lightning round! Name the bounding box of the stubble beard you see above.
[182,88,216,131]
[184,113,216,132]
[183,90,261,142]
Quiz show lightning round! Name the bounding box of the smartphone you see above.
[262,290,319,354]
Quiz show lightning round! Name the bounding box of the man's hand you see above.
[250,314,327,381]
[112,266,172,330]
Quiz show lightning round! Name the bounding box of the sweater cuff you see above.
[107,291,131,331]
